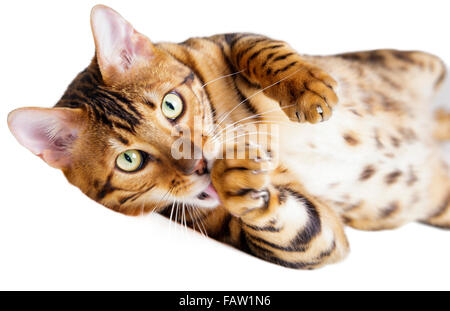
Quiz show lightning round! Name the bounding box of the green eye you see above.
[116,150,144,172]
[161,92,183,120]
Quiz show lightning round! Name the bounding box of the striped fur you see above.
[8,6,450,269]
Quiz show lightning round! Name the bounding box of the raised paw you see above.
[279,65,338,123]
[211,144,273,217]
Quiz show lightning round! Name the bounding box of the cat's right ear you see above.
[90,5,155,85]
[7,107,85,170]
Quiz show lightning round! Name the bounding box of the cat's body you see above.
[8,6,450,269]
[160,38,449,232]
[156,37,450,267]
[280,53,449,231]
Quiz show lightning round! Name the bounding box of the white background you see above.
[1,0,449,290]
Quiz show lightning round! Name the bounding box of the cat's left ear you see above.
[7,107,85,169]
[90,5,155,85]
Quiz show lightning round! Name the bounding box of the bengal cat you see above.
[7,5,450,269]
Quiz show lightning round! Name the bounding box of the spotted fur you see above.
[7,6,450,269]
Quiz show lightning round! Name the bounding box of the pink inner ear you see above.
[92,7,134,69]
[8,108,80,169]
[91,5,153,76]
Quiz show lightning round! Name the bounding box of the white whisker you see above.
[174,201,179,232]
[190,205,208,237]
[182,202,187,234]
[219,131,276,146]
[168,202,175,236]
[211,66,305,133]
[201,69,246,88]
[188,205,201,236]
[211,118,296,144]
[209,104,294,140]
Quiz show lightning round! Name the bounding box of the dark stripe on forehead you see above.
[113,121,135,133]
[105,89,142,120]
[56,61,142,132]
[90,92,139,132]
[143,98,156,109]
[78,67,102,85]
[58,92,86,108]
[116,134,129,145]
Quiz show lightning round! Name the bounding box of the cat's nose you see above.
[192,158,208,176]
[176,158,208,175]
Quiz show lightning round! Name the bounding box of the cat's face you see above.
[7,5,220,215]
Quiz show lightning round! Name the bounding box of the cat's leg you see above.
[419,160,450,229]
[420,195,450,229]
[210,33,339,123]
[337,49,447,98]
[211,145,349,269]
[420,186,450,229]
[434,109,450,141]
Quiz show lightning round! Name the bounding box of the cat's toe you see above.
[306,99,333,123]
[281,67,338,124]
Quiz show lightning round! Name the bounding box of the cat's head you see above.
[7,5,220,215]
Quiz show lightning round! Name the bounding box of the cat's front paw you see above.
[211,144,273,217]
[280,65,338,123]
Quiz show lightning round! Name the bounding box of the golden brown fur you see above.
[7,5,450,269]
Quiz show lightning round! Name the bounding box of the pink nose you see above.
[192,158,208,175]
[176,158,208,175]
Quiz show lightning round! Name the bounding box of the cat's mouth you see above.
[183,157,221,208]
[196,183,220,202]
[183,181,220,209]
[177,157,221,209]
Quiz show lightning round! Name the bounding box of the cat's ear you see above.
[90,5,154,85]
[7,107,85,169]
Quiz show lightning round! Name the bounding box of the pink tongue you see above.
[204,183,220,202]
